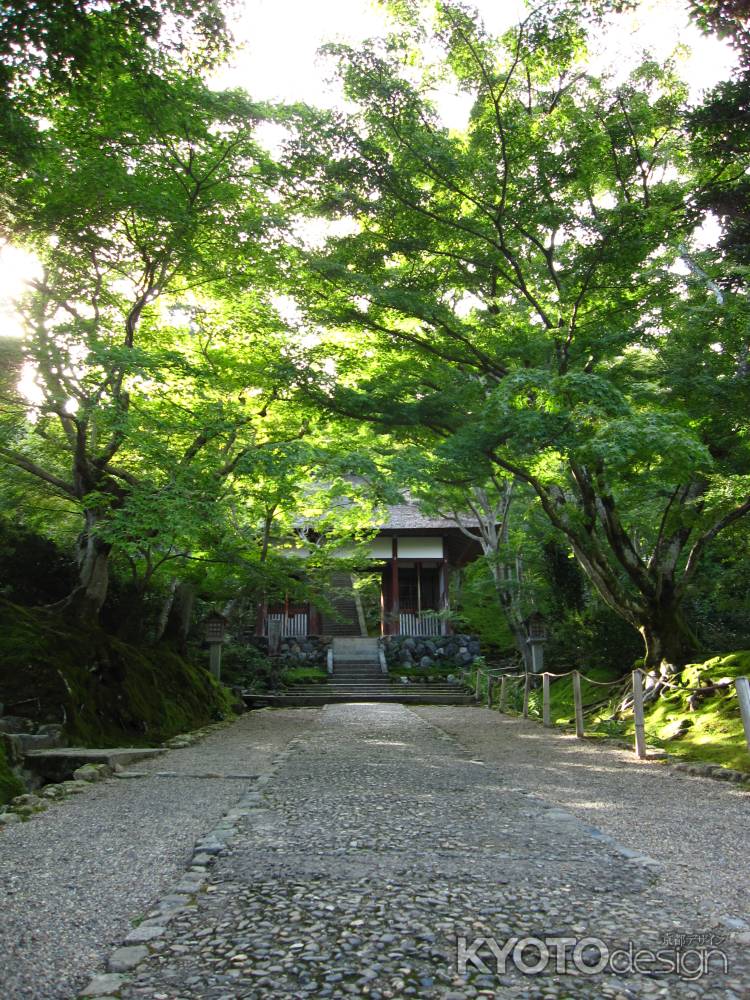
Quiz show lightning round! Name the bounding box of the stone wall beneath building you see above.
[382,634,480,669]
[279,636,331,668]
[246,635,331,667]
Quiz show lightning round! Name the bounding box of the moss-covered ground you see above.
[0,599,235,752]
[622,652,750,772]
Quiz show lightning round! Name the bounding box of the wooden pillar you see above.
[255,600,266,637]
[391,536,399,635]
[572,671,585,738]
[309,605,321,636]
[736,677,750,751]
[379,568,386,637]
[439,556,450,635]
[209,642,222,681]
[632,668,647,759]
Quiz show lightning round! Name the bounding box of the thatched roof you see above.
[376,500,481,533]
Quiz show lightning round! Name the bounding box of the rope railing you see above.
[463,664,750,760]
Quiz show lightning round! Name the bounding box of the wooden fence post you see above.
[499,675,508,712]
[632,668,647,759]
[572,671,584,739]
[522,672,531,718]
[486,676,494,708]
[542,673,551,727]
[475,669,482,701]
[736,677,750,751]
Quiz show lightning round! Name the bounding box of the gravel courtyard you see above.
[92,703,747,1000]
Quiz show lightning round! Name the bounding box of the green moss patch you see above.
[0,600,234,748]
[0,742,25,806]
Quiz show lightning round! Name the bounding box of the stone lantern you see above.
[204,611,228,681]
[525,611,547,674]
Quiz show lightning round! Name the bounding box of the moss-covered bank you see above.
[0,600,234,749]
[503,653,750,773]
[635,651,750,772]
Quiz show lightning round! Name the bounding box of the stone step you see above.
[333,656,381,662]
[331,675,385,681]
[291,684,391,691]
[246,692,475,706]
[331,680,385,685]
[331,665,383,672]
[274,680,467,694]
[333,664,381,671]
[23,747,165,782]
[332,638,378,650]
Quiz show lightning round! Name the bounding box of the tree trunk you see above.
[162,582,195,656]
[55,510,112,626]
[487,561,533,670]
[154,578,180,642]
[639,602,700,675]
[509,618,533,672]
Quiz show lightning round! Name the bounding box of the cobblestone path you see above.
[115,703,748,1000]
[0,709,321,1000]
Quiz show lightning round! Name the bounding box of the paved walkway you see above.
[0,709,321,1000]
[106,703,747,1000]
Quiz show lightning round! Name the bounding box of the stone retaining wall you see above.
[382,634,480,669]
[246,636,330,667]
[279,636,331,668]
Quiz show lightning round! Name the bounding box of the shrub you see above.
[219,642,281,691]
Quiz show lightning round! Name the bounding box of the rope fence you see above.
[464,665,750,761]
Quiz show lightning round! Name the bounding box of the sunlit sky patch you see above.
[212,0,735,110]
[0,0,738,339]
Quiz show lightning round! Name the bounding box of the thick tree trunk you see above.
[639,603,699,675]
[162,582,195,656]
[55,510,112,626]
[154,578,180,642]
[487,561,533,670]
[509,618,534,672]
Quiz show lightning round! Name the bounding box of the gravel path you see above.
[110,703,748,1000]
[0,708,321,1000]
[414,706,750,925]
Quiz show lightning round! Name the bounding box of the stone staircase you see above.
[319,573,365,637]
[245,637,474,707]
